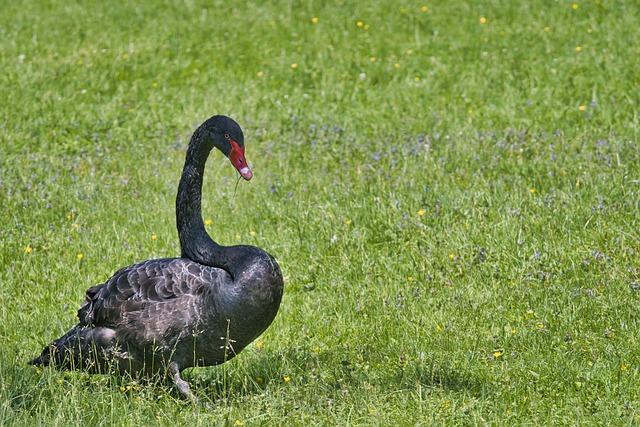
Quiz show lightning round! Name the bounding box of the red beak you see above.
[229,140,253,180]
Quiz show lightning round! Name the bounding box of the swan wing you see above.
[77,258,227,344]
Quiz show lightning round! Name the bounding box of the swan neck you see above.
[176,128,221,265]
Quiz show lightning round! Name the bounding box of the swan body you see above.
[29,116,283,400]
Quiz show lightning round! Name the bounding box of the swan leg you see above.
[168,363,214,410]
[168,362,197,402]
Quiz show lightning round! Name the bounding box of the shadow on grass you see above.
[188,347,491,405]
[410,360,489,396]
[6,347,490,416]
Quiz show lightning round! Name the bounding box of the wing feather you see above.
[77,258,225,346]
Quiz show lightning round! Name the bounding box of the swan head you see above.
[206,115,253,181]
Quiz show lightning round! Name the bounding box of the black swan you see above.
[29,115,284,400]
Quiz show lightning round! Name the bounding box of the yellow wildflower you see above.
[418,209,425,216]
[77,253,84,260]
[311,17,319,23]
[235,421,245,426]
[290,63,298,69]
[421,6,428,12]
[480,17,487,24]
[357,21,363,27]
[25,246,32,253]
[284,376,291,382]
[249,231,257,236]
[204,219,212,225]
[578,105,586,111]
[151,234,157,240]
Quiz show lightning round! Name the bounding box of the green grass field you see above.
[2,0,640,425]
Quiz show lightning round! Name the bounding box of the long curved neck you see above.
[176,127,231,271]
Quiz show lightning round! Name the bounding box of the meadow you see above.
[1,0,639,425]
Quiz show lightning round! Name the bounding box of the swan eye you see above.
[224,134,230,140]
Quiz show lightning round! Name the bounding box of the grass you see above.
[1,0,639,425]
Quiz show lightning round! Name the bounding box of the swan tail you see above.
[29,325,116,373]
[29,325,83,368]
